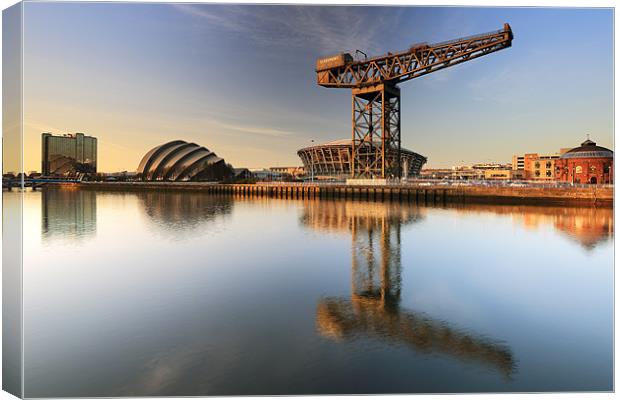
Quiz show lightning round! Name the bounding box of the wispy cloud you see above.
[211,119,295,138]
[466,62,531,105]
[172,4,404,55]
[24,120,68,135]
[152,109,298,139]
[98,138,134,152]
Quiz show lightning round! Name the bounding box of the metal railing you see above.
[259,181,341,186]
[432,28,506,48]
[7,179,610,190]
[254,179,613,189]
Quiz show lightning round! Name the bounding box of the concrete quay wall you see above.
[68,182,613,207]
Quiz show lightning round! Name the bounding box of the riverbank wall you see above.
[54,182,614,207]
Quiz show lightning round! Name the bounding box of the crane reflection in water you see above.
[301,200,516,378]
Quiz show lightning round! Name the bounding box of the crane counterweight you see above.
[315,52,353,72]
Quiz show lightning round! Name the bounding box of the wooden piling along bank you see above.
[69,182,613,207]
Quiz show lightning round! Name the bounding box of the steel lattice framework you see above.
[351,84,401,177]
[316,23,513,178]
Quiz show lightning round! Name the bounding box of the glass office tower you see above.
[41,132,97,175]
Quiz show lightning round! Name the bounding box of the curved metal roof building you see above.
[297,139,427,179]
[137,140,230,181]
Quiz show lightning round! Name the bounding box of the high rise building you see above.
[41,132,97,176]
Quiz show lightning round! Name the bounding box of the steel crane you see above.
[315,23,514,179]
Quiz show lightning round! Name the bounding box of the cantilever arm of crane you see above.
[316,23,513,88]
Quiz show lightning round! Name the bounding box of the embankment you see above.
[53,182,614,207]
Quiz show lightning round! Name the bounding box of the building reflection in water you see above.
[553,208,612,250]
[41,186,97,240]
[136,191,234,236]
[301,200,516,377]
[444,204,613,250]
[41,188,236,241]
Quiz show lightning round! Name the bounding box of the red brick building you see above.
[554,139,613,184]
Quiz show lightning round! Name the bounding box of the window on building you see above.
[535,170,540,177]
[546,170,552,177]
[534,162,540,168]
[604,165,610,173]
[546,161,552,168]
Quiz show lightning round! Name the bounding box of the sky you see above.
[19,3,614,172]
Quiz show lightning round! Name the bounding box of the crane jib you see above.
[315,23,513,88]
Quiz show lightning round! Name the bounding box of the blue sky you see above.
[22,3,613,171]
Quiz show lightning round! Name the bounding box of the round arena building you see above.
[297,139,427,179]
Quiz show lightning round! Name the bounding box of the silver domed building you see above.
[137,140,232,181]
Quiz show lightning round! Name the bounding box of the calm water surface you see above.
[15,187,613,396]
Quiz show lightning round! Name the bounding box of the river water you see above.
[12,187,613,396]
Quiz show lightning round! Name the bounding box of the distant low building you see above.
[41,132,97,176]
[421,163,524,181]
[99,171,138,182]
[470,163,512,170]
[450,166,484,180]
[419,168,453,180]
[420,167,482,180]
[484,169,525,180]
[269,166,305,178]
[251,169,286,181]
[233,168,253,180]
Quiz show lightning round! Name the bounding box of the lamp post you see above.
[310,140,315,183]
